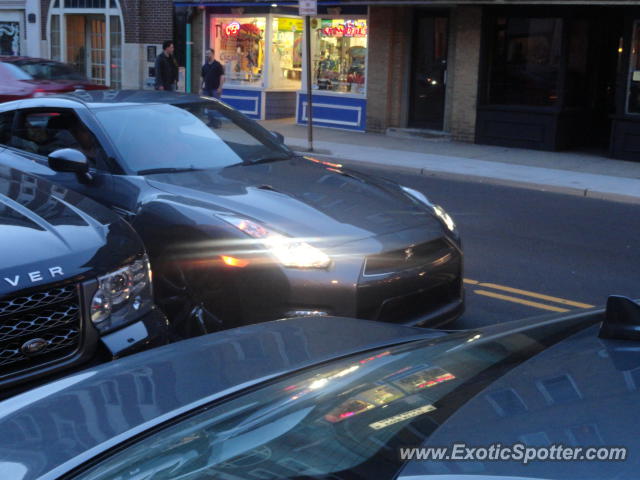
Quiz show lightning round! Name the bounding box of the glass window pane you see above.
[211,17,265,87]
[270,17,303,89]
[50,16,61,61]
[109,15,122,89]
[311,18,368,94]
[487,17,562,106]
[627,21,640,113]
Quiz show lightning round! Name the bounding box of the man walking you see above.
[155,40,179,91]
[201,48,224,99]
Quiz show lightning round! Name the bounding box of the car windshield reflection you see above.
[93,101,293,174]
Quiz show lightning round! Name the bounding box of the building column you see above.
[366,6,412,133]
[444,6,482,142]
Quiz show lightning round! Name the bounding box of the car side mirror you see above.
[271,130,285,144]
[48,148,89,174]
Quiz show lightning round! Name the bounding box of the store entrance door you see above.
[409,12,448,130]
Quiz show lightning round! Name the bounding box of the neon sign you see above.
[225,21,241,36]
[320,21,367,38]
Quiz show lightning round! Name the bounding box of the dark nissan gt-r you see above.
[0,90,463,334]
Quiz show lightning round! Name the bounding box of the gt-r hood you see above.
[145,158,444,246]
[0,167,143,296]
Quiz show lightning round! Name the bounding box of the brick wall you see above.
[366,6,412,133]
[445,6,482,142]
[123,0,173,44]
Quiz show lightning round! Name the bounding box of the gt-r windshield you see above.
[94,101,294,174]
[73,318,595,480]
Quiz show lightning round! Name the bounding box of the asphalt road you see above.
[350,164,640,329]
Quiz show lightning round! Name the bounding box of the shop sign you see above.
[320,20,367,38]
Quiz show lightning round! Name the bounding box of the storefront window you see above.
[627,21,640,114]
[211,17,266,86]
[486,17,562,106]
[311,18,367,94]
[270,17,302,89]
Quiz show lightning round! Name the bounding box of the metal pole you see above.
[305,15,313,152]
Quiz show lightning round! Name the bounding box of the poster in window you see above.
[0,22,20,56]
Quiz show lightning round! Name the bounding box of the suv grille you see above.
[0,285,82,377]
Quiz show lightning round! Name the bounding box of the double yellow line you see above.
[464,278,594,313]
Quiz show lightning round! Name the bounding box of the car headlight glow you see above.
[91,255,154,332]
[222,216,331,269]
[401,186,457,234]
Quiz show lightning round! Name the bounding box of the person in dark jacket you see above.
[154,40,179,91]
[201,48,225,99]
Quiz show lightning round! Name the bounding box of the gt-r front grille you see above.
[0,285,82,378]
[363,238,453,276]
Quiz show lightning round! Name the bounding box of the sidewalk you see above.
[259,118,640,205]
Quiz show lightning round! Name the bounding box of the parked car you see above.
[0,163,167,395]
[1,295,637,480]
[0,90,463,335]
[0,57,107,103]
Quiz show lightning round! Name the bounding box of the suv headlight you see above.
[90,255,154,332]
[401,186,458,234]
[221,216,331,269]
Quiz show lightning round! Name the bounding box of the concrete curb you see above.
[292,148,640,206]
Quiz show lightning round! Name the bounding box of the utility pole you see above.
[299,0,316,152]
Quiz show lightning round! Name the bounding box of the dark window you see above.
[486,17,562,106]
[64,0,106,7]
[486,388,527,416]
[10,110,107,168]
[0,111,14,145]
[565,19,589,107]
[627,20,640,114]
[567,424,603,446]
[538,374,581,404]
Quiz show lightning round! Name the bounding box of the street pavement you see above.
[259,118,640,205]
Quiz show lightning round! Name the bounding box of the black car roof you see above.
[46,89,207,109]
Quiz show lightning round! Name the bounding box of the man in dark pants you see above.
[201,48,225,99]
[155,40,179,91]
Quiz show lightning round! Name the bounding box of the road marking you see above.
[464,277,594,312]
[474,290,570,313]
[478,283,594,309]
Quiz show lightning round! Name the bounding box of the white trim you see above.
[260,91,266,120]
[221,94,259,115]
[47,0,123,86]
[298,89,365,99]
[301,101,362,127]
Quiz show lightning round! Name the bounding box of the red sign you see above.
[225,21,241,36]
[321,22,367,38]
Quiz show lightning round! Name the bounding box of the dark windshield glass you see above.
[94,101,293,174]
[11,60,86,81]
[74,325,573,480]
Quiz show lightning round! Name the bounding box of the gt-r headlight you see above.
[221,216,331,269]
[90,255,154,332]
[401,186,458,234]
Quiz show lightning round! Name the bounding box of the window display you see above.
[211,17,266,86]
[311,18,367,94]
[270,17,302,89]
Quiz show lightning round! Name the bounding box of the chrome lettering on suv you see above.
[3,267,64,287]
